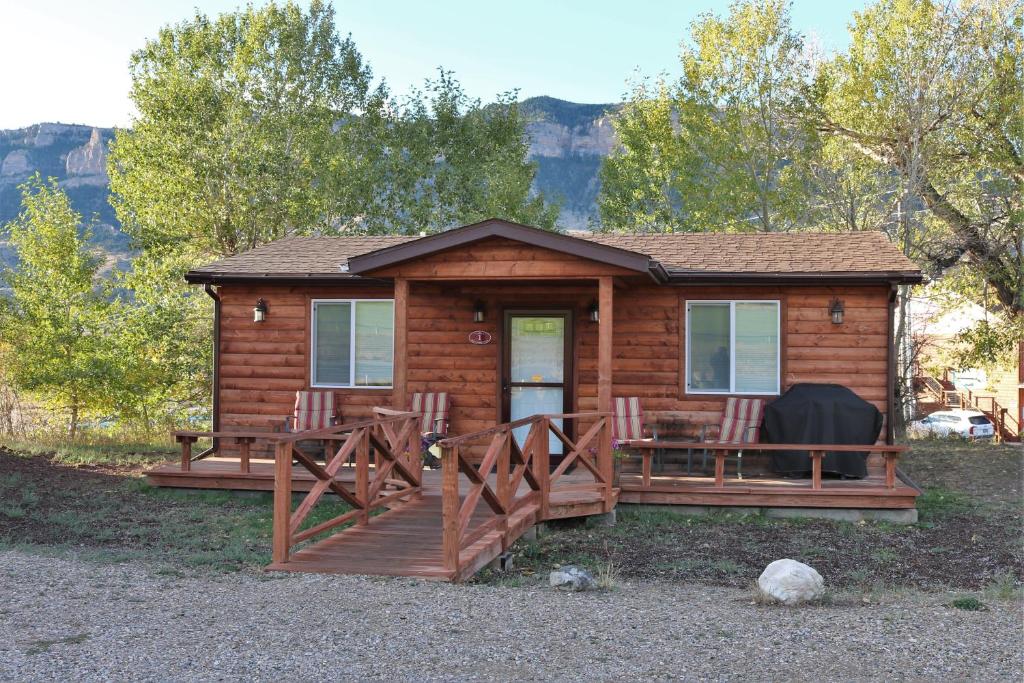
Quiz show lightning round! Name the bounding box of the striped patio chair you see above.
[282,390,339,461]
[288,390,339,433]
[700,397,765,479]
[411,392,450,469]
[611,397,652,446]
[412,392,450,438]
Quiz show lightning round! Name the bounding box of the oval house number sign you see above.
[468,330,492,345]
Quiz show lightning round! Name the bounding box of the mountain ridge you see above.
[0,97,617,267]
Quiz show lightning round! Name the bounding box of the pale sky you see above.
[0,0,866,129]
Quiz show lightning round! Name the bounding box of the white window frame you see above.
[685,299,781,396]
[310,298,395,389]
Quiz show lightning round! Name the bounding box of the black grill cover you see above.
[762,383,883,479]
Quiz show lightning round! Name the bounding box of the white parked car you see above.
[910,409,995,440]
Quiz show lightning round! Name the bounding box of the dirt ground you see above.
[1,440,1021,591]
[488,440,1024,590]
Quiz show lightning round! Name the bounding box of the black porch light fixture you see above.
[473,300,486,323]
[253,298,268,323]
[829,297,845,325]
[588,300,600,323]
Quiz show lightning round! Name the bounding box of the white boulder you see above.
[549,565,597,591]
[757,559,824,605]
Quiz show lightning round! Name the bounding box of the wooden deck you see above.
[147,457,613,517]
[147,457,916,510]
[617,471,918,508]
[156,415,916,581]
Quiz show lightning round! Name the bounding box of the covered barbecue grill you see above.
[762,383,884,479]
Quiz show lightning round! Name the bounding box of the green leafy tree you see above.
[326,70,558,233]
[106,250,214,431]
[813,0,1023,313]
[599,0,813,232]
[108,1,558,421]
[810,0,1023,427]
[109,0,377,257]
[0,176,117,440]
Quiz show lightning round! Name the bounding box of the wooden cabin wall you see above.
[217,283,393,454]
[576,284,889,422]
[214,280,891,462]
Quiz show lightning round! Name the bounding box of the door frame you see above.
[501,309,574,437]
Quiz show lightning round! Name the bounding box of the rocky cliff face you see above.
[520,97,618,228]
[65,127,109,179]
[0,123,125,268]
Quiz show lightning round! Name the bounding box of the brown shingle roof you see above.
[189,236,416,278]
[585,231,920,275]
[186,228,920,283]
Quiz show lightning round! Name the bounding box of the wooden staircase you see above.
[915,373,1020,441]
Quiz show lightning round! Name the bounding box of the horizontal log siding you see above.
[217,285,392,454]
[214,279,892,465]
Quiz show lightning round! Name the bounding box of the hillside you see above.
[0,97,617,266]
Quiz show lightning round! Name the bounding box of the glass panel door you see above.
[506,314,570,455]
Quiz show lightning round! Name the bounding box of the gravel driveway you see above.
[1,550,1020,682]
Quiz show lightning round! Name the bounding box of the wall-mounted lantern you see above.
[829,297,845,325]
[253,298,268,323]
[588,300,600,323]
[473,300,486,323]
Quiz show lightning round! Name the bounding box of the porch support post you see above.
[598,276,614,415]
[393,277,409,410]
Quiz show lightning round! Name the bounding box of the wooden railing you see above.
[918,373,1021,441]
[175,411,423,566]
[272,412,422,565]
[437,412,613,577]
[959,389,1019,441]
[625,441,908,490]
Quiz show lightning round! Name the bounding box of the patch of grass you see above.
[950,596,986,611]
[0,473,38,519]
[870,548,899,564]
[2,439,177,467]
[26,632,90,655]
[982,573,1023,602]
[916,487,975,520]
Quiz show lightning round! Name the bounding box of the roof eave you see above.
[664,270,924,285]
[183,271,392,286]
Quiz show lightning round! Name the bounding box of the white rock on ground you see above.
[758,559,825,605]
[549,565,597,591]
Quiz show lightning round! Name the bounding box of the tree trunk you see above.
[68,397,78,443]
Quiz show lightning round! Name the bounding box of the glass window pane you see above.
[735,302,779,393]
[510,317,564,383]
[315,303,351,385]
[354,301,394,386]
[688,304,731,391]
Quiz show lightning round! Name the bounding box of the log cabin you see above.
[149,218,926,577]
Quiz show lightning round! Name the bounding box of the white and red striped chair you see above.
[281,390,339,461]
[411,392,450,439]
[611,397,653,446]
[411,392,450,469]
[288,390,338,432]
[700,397,765,479]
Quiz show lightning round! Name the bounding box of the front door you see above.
[503,311,572,455]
